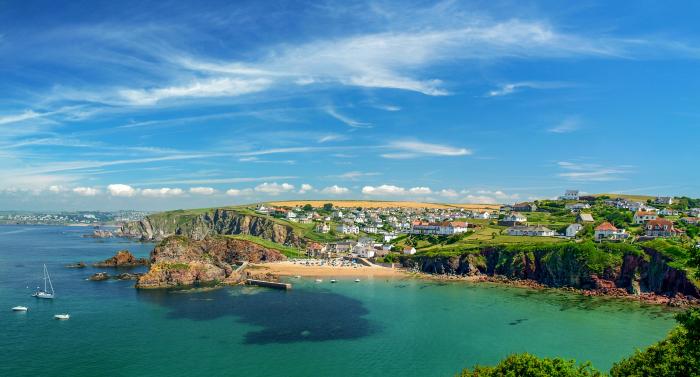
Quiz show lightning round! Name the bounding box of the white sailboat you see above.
[32,264,55,299]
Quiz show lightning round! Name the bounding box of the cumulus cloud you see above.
[107,184,136,197]
[73,187,99,196]
[298,183,313,194]
[362,185,406,196]
[408,187,432,194]
[438,189,459,198]
[142,187,184,197]
[254,182,295,195]
[49,185,66,193]
[321,185,350,195]
[189,187,216,195]
[461,189,520,204]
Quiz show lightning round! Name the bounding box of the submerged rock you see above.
[89,272,110,281]
[115,272,143,281]
[93,250,149,267]
[65,262,87,268]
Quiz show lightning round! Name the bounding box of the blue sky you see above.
[1,0,699,210]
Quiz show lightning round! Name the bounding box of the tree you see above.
[302,204,313,212]
[460,353,601,377]
[322,203,333,212]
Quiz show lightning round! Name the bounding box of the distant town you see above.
[0,210,150,226]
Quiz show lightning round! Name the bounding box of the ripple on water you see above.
[137,286,378,345]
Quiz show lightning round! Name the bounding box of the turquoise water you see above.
[0,225,676,377]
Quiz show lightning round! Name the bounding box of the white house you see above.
[655,196,674,205]
[594,222,628,241]
[561,190,580,200]
[565,203,591,211]
[658,208,679,216]
[506,225,555,237]
[633,211,658,224]
[403,247,417,255]
[315,223,331,233]
[473,211,492,220]
[353,245,375,258]
[566,223,583,238]
[336,224,359,235]
[503,213,527,223]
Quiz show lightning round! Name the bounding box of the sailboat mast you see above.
[43,264,47,292]
[45,264,54,295]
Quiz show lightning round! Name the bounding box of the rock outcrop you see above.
[403,244,700,300]
[135,236,286,289]
[120,208,303,246]
[65,262,86,268]
[89,272,110,281]
[93,250,149,267]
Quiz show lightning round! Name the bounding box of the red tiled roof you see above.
[635,211,656,216]
[595,221,618,231]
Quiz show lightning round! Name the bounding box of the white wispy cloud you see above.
[548,117,581,133]
[557,161,632,181]
[119,77,273,105]
[486,81,570,97]
[382,140,471,159]
[0,110,46,125]
[328,171,381,181]
[325,107,371,128]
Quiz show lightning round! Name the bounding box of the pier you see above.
[246,279,292,290]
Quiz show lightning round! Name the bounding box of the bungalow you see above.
[576,213,595,223]
[336,224,359,235]
[473,211,492,219]
[410,221,470,236]
[498,212,527,226]
[594,222,628,241]
[512,202,538,212]
[645,219,683,238]
[561,190,580,201]
[655,196,674,205]
[403,247,417,255]
[566,223,583,238]
[633,211,658,224]
[565,203,591,211]
[506,225,555,237]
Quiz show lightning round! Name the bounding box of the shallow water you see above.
[0,225,675,376]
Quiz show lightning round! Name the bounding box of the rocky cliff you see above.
[135,236,286,289]
[403,243,700,299]
[121,208,303,246]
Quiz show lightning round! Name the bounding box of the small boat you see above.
[294,275,301,279]
[54,314,70,320]
[330,279,337,283]
[32,264,55,299]
[12,306,28,312]
[354,279,361,283]
[315,279,323,283]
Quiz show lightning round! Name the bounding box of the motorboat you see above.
[54,314,70,320]
[12,306,28,312]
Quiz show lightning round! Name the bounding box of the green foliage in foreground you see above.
[459,353,602,377]
[224,234,306,258]
[458,308,700,377]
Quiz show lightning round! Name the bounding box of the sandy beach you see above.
[250,260,407,278]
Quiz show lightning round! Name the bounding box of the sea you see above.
[0,225,676,377]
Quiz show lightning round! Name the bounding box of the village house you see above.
[633,211,658,224]
[566,223,583,238]
[576,213,595,223]
[352,244,375,258]
[362,226,379,234]
[410,221,470,236]
[565,203,591,212]
[658,208,679,216]
[681,217,700,225]
[473,211,492,219]
[315,223,331,233]
[560,190,580,201]
[512,202,538,212]
[594,222,628,241]
[306,242,329,258]
[690,208,700,217]
[506,225,555,237]
[498,212,527,226]
[655,196,674,205]
[255,204,271,214]
[403,247,417,255]
[645,219,683,238]
[329,241,356,254]
[336,224,359,235]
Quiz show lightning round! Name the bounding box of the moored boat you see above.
[32,264,55,299]
[12,306,28,312]
[54,314,70,320]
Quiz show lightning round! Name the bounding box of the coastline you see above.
[252,261,698,307]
